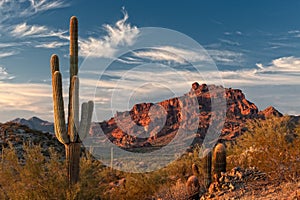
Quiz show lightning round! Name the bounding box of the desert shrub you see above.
[0,143,208,199]
[227,116,300,181]
[154,180,189,200]
[0,144,68,199]
[0,144,106,200]
[101,152,202,200]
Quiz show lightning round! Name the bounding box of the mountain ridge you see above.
[7,83,288,149]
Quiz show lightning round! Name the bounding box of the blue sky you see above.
[0,0,300,122]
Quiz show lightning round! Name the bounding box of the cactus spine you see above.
[51,16,93,185]
[212,143,226,181]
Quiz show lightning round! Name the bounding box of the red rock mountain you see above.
[92,82,282,149]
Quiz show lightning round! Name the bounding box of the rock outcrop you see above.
[258,106,283,118]
[93,83,268,148]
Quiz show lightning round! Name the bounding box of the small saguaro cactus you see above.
[212,143,226,181]
[51,16,94,185]
[186,164,200,199]
[202,150,212,189]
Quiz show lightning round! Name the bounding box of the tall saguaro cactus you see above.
[51,16,93,185]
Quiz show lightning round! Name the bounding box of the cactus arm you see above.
[51,54,60,75]
[69,76,79,142]
[86,101,94,136]
[52,71,69,144]
[69,16,78,78]
[78,102,88,141]
[78,101,94,141]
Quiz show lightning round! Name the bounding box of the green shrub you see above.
[227,116,300,181]
[0,144,106,200]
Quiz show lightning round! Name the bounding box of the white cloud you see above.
[217,56,300,87]
[0,66,15,80]
[207,50,244,66]
[224,31,243,36]
[11,23,47,37]
[27,0,66,13]
[118,46,241,66]
[0,42,20,48]
[132,48,188,64]
[270,56,300,71]
[0,50,18,58]
[35,41,68,48]
[80,8,139,58]
[0,0,68,23]
[255,63,264,70]
[219,39,240,46]
[0,82,53,122]
[11,22,68,39]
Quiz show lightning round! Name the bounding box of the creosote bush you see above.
[0,144,103,200]
[227,116,300,181]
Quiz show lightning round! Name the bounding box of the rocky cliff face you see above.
[92,82,281,148]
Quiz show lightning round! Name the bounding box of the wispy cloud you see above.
[287,30,300,38]
[217,56,300,86]
[116,45,243,67]
[224,31,243,36]
[219,39,240,46]
[0,50,19,58]
[35,41,68,49]
[0,0,68,23]
[0,82,52,122]
[80,8,139,58]
[207,50,244,66]
[257,56,300,72]
[11,22,68,39]
[0,66,15,80]
[0,42,20,48]
[11,23,47,37]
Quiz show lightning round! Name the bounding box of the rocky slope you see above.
[0,122,64,158]
[92,82,283,149]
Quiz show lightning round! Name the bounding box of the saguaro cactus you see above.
[51,16,93,185]
[212,143,226,181]
[203,151,212,189]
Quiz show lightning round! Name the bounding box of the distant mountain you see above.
[8,83,288,150]
[93,82,286,149]
[11,116,54,134]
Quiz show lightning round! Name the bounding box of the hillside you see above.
[0,121,64,158]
